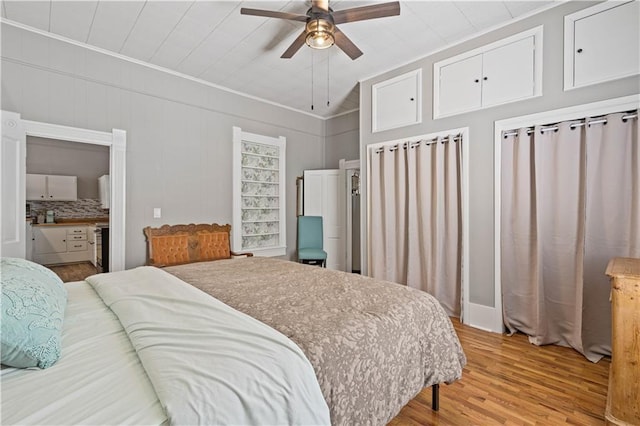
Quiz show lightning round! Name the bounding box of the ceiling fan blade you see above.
[281,30,308,58]
[332,1,400,25]
[312,0,329,13]
[334,28,363,60]
[240,8,308,22]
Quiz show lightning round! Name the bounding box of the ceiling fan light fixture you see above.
[305,18,335,49]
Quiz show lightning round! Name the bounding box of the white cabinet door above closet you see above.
[566,1,640,89]
[372,69,422,133]
[482,37,535,106]
[439,54,483,116]
[434,26,542,118]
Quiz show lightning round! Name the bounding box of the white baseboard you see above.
[463,302,503,333]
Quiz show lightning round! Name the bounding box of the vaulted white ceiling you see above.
[1,1,555,118]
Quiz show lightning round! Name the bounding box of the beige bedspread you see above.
[165,257,466,426]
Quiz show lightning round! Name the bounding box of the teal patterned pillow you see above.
[1,257,67,368]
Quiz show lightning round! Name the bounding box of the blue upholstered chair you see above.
[297,216,327,267]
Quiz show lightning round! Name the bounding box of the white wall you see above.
[1,23,327,268]
[359,2,640,308]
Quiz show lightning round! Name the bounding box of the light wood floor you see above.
[47,261,98,282]
[389,319,610,425]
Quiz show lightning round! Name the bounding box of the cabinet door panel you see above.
[574,1,639,87]
[47,175,77,200]
[34,228,67,254]
[482,36,535,107]
[26,174,47,200]
[373,70,421,132]
[438,54,483,116]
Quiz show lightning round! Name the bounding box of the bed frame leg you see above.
[432,383,440,411]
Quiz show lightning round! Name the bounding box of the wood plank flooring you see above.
[389,319,610,425]
[47,261,98,282]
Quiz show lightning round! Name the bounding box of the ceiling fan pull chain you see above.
[311,51,315,110]
[327,51,330,108]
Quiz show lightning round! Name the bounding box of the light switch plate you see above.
[153,207,161,218]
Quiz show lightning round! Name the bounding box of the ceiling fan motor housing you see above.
[305,10,336,49]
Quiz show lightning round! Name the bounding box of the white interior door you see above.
[1,110,26,258]
[303,169,345,271]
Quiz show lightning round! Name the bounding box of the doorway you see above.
[340,159,361,274]
[1,110,126,271]
[26,136,110,281]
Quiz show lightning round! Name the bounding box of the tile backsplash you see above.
[29,199,108,219]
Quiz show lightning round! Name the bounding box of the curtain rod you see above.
[374,134,462,154]
[503,112,638,138]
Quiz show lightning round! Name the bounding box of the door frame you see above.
[365,127,469,322]
[339,159,361,273]
[19,115,126,271]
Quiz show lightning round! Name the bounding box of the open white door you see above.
[303,169,345,271]
[1,110,26,258]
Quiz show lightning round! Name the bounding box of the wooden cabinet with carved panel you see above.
[604,257,640,425]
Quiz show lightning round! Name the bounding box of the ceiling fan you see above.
[240,0,401,60]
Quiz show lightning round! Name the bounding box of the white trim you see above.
[339,159,361,170]
[433,26,543,119]
[358,2,562,84]
[247,246,287,258]
[1,110,26,258]
[466,303,503,333]
[326,108,359,121]
[460,128,471,329]
[232,126,286,257]
[22,120,112,145]
[0,18,329,121]
[494,94,640,334]
[110,129,126,272]
[372,69,422,133]
[495,94,640,131]
[563,1,639,91]
[366,127,470,324]
[21,119,127,271]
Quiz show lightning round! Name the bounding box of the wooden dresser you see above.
[605,257,640,425]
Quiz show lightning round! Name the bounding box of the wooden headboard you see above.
[143,223,252,267]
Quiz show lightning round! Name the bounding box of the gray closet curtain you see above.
[369,135,462,317]
[501,110,639,362]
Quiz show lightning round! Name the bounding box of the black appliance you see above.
[95,224,109,273]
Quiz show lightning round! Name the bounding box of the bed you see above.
[1,223,465,426]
